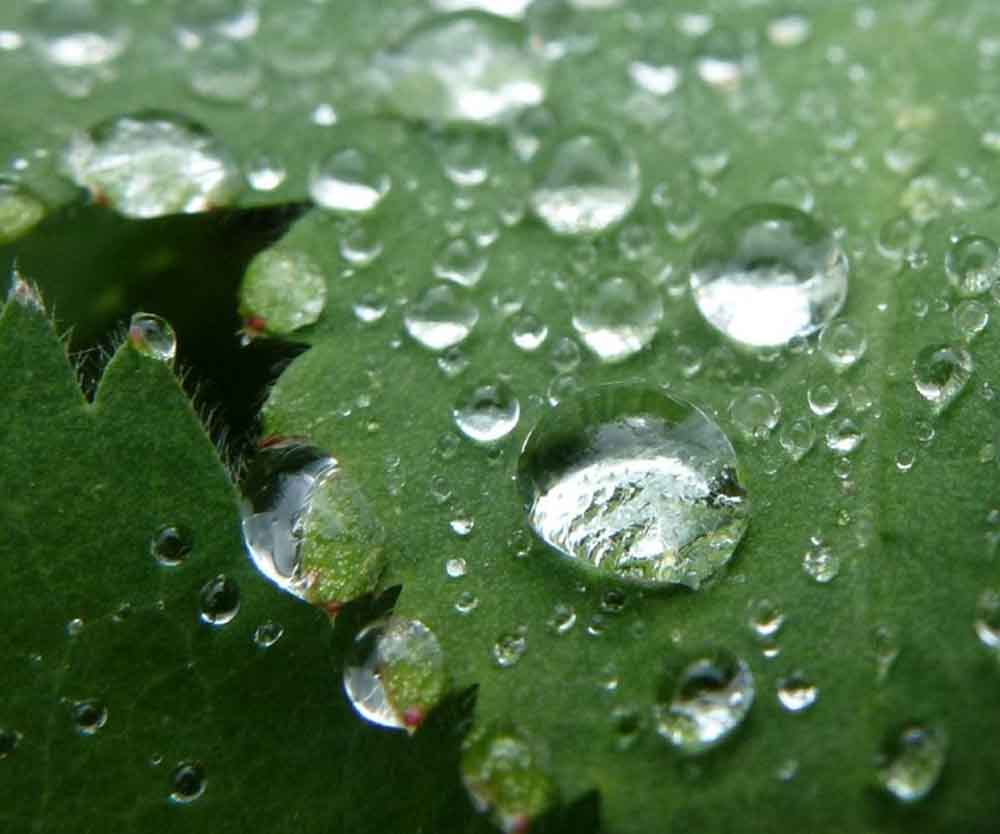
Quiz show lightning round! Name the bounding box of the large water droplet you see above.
[571,274,663,363]
[690,204,848,348]
[309,148,391,213]
[876,723,947,803]
[517,385,749,588]
[241,440,386,611]
[654,648,754,754]
[63,111,241,218]
[454,380,521,443]
[530,132,640,236]
[374,13,547,126]
[404,285,480,351]
[128,313,176,363]
[912,344,973,413]
[240,249,327,336]
[343,618,446,733]
[461,722,557,834]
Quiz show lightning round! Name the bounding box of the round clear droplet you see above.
[876,723,947,803]
[240,249,327,335]
[128,313,176,363]
[571,274,663,363]
[454,380,520,444]
[199,575,240,625]
[776,672,818,712]
[150,524,193,567]
[913,344,973,413]
[309,148,391,214]
[169,761,206,804]
[404,285,479,351]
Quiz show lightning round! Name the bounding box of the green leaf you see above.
[0,285,496,834]
[239,3,1000,832]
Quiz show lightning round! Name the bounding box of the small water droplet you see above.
[748,598,784,638]
[807,383,839,417]
[776,672,818,713]
[913,344,973,413]
[518,385,749,588]
[150,525,193,567]
[778,416,815,461]
[446,558,468,578]
[876,723,947,803]
[29,0,129,68]
[975,588,1000,649]
[63,112,241,218]
[511,312,549,352]
[954,299,989,341]
[654,648,755,754]
[895,449,916,472]
[309,148,390,214]
[253,620,284,649]
[767,14,811,47]
[802,538,840,582]
[546,603,576,635]
[66,618,85,637]
[169,761,206,804]
[571,274,663,363]
[128,313,176,362]
[690,204,848,348]
[245,153,286,192]
[188,37,259,103]
[453,380,520,443]
[404,285,479,351]
[729,388,782,442]
[818,320,868,371]
[493,630,527,668]
[531,132,641,236]
[344,618,446,732]
[71,699,108,735]
[945,235,999,297]
[610,704,642,751]
[455,590,479,614]
[198,575,240,626]
[825,417,864,455]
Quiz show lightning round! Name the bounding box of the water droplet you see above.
[945,235,999,297]
[453,380,520,443]
[690,204,848,348]
[404,285,479,351]
[253,4,334,76]
[610,704,642,751]
[188,38,260,103]
[825,417,864,455]
[776,758,800,781]
[654,648,754,754]
[246,154,286,192]
[778,416,815,461]
[729,388,782,442]
[549,337,581,372]
[876,723,947,803]
[451,515,476,537]
[954,299,989,341]
[546,603,576,635]
[776,672,818,713]
[0,728,22,758]
[169,761,206,804]
[571,274,663,363]
[767,14,811,47]
[446,558,468,578]
[518,384,749,589]
[455,590,480,614]
[66,618,85,637]
[344,618,446,732]
[198,575,240,626]
[63,112,241,218]
[241,440,386,610]
[150,525,193,567]
[895,449,916,472]
[818,319,867,371]
[175,0,258,47]
[530,132,640,236]
[71,699,108,735]
[802,538,840,582]
[511,312,549,351]
[239,249,326,336]
[29,0,129,67]
[128,313,176,362]
[975,588,1000,649]
[309,148,390,214]
[431,0,533,17]
[873,624,899,683]
[0,179,46,244]
[748,598,784,638]
[807,383,839,417]
[433,235,488,287]
[374,14,547,125]
[913,344,973,413]
[493,630,527,668]
[253,620,284,648]
[461,722,557,834]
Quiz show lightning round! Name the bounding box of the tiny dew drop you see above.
[71,699,108,735]
[343,618,446,733]
[239,249,327,336]
[913,344,973,413]
[169,760,206,804]
[690,204,848,348]
[530,131,641,236]
[198,575,240,626]
[128,313,176,363]
[748,598,784,639]
[876,723,947,803]
[492,630,527,668]
[308,147,390,214]
[253,621,284,649]
[453,380,520,443]
[776,672,818,713]
[150,525,193,567]
[63,111,241,218]
[654,648,754,754]
[461,722,557,834]
[546,603,576,635]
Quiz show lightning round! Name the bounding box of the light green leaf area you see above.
[0,292,495,834]
[248,2,1000,832]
